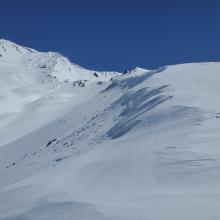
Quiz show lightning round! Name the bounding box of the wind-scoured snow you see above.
[0,40,220,220]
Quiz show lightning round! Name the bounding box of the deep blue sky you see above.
[0,0,220,71]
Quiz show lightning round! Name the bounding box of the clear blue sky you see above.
[0,0,220,71]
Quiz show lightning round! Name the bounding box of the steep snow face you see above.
[0,40,220,220]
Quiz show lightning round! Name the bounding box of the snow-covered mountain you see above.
[0,39,121,146]
[0,40,220,220]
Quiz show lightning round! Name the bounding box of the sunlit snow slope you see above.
[0,39,120,146]
[0,40,220,220]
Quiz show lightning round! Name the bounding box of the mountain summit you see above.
[0,39,36,59]
[0,39,121,82]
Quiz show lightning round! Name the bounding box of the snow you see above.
[0,40,220,220]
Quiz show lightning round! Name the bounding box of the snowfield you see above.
[0,39,220,220]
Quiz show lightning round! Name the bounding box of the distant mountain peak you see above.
[123,66,150,75]
[0,39,37,58]
[0,39,22,49]
[0,39,13,44]
[0,39,121,84]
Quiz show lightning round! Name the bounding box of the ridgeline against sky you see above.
[0,0,220,71]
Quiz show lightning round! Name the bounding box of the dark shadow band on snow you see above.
[106,85,172,139]
[106,84,204,139]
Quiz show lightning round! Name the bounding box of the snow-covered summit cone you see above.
[123,66,150,75]
[0,39,36,61]
[118,67,152,81]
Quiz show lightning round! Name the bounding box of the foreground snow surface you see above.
[0,40,220,219]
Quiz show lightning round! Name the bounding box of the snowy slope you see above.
[0,39,120,146]
[0,40,220,220]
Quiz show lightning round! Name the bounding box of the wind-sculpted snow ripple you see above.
[107,84,204,139]
[107,85,172,139]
